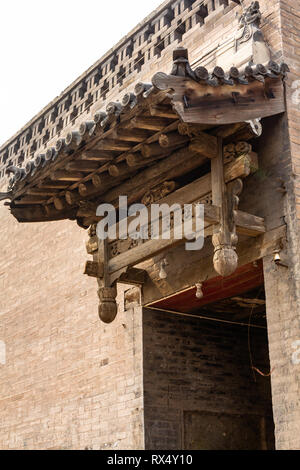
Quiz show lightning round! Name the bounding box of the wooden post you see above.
[85,225,117,324]
[97,238,118,324]
[211,137,242,277]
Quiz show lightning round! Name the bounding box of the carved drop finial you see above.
[195,283,204,300]
[98,287,118,324]
[213,247,238,277]
[212,178,243,278]
[159,259,168,280]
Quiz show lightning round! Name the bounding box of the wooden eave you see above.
[2,47,289,226]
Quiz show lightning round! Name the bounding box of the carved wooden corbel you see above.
[85,224,118,324]
[211,139,244,277]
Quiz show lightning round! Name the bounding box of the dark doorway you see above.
[143,261,275,450]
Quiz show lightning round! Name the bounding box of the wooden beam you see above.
[108,204,220,275]
[78,150,259,222]
[235,211,266,236]
[159,132,189,148]
[66,161,100,172]
[94,140,133,152]
[51,171,84,182]
[38,181,70,189]
[14,197,47,205]
[149,105,177,119]
[102,146,208,206]
[126,116,169,131]
[211,137,242,277]
[189,132,218,159]
[141,225,287,306]
[152,73,286,125]
[110,128,149,142]
[27,188,60,197]
[79,150,114,161]
[141,142,166,158]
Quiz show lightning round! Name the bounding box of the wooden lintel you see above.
[141,225,287,306]
[108,204,219,275]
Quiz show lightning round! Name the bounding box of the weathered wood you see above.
[14,196,47,205]
[211,138,239,277]
[0,192,13,201]
[94,139,133,152]
[159,132,189,148]
[126,153,143,167]
[189,133,218,159]
[142,225,287,306]
[141,142,166,158]
[178,122,212,136]
[51,171,84,182]
[65,191,80,206]
[213,123,247,139]
[153,72,286,125]
[78,181,98,197]
[115,268,146,286]
[84,261,104,279]
[97,239,118,324]
[235,211,266,236]
[92,174,103,188]
[11,204,76,223]
[66,161,100,172]
[102,146,207,206]
[79,150,114,161]
[126,116,169,131]
[149,105,177,119]
[38,181,70,189]
[108,204,220,274]
[225,151,258,179]
[27,188,60,197]
[53,197,67,211]
[108,164,132,178]
[110,128,149,142]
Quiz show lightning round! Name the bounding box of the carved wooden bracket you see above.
[211,138,244,277]
[84,224,118,324]
[85,224,148,324]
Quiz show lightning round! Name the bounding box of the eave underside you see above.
[2,51,287,226]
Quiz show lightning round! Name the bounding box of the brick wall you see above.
[1,0,299,450]
[143,308,274,450]
[0,205,144,449]
[279,0,300,224]
[258,0,300,451]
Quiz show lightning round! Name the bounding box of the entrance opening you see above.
[143,261,275,450]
